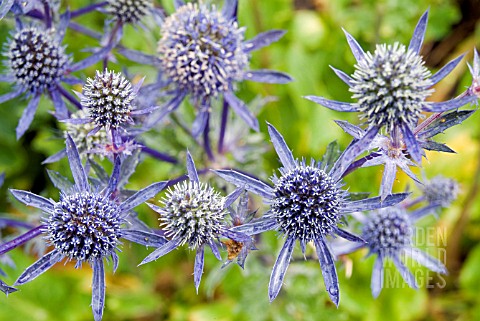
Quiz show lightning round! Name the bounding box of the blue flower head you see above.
[215,123,409,305]
[336,203,447,298]
[0,20,114,139]
[1,136,168,320]
[140,152,250,292]
[421,175,459,207]
[143,0,292,136]
[65,69,158,152]
[305,10,476,164]
[106,0,154,24]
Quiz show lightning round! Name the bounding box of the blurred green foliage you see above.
[0,0,479,320]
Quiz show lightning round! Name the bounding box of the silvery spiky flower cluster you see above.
[81,69,136,129]
[106,0,153,24]
[159,181,226,248]
[158,2,248,100]
[350,42,433,132]
[361,207,412,255]
[422,175,459,207]
[271,163,343,242]
[0,1,478,320]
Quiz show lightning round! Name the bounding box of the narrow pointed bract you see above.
[141,154,249,290]
[7,137,167,320]
[215,123,408,304]
[269,236,295,302]
[305,10,474,165]
[339,203,448,297]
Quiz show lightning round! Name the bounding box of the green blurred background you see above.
[0,0,479,320]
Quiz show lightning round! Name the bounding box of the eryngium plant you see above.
[1,136,168,321]
[305,10,475,164]
[215,123,409,305]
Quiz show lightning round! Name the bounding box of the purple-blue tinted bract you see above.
[0,18,113,139]
[140,152,251,292]
[335,108,473,200]
[467,48,480,103]
[305,10,476,164]
[222,189,257,269]
[3,136,168,321]
[140,0,292,136]
[214,123,409,305]
[106,0,154,25]
[0,0,43,20]
[335,204,447,298]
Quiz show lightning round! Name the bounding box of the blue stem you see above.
[70,1,108,18]
[218,98,229,154]
[0,225,44,256]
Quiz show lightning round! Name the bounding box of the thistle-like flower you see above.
[82,69,137,129]
[140,152,250,292]
[127,0,292,136]
[1,136,168,321]
[214,123,409,305]
[67,69,156,144]
[106,0,154,24]
[0,22,113,139]
[421,175,459,207]
[305,10,475,164]
[335,204,447,298]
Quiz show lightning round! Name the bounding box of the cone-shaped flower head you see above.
[158,1,248,101]
[305,10,476,163]
[141,0,291,135]
[66,109,109,154]
[2,136,168,320]
[106,0,153,24]
[272,163,342,244]
[81,69,137,129]
[362,207,412,256]
[214,123,409,305]
[141,152,250,292]
[46,192,121,262]
[334,203,447,298]
[6,26,68,95]
[160,181,226,249]
[351,42,433,132]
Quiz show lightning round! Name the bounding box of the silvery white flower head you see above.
[305,10,476,166]
[2,136,168,321]
[106,0,154,25]
[135,0,292,137]
[0,20,114,139]
[214,123,409,305]
[335,203,447,298]
[140,152,250,292]
[66,69,157,149]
